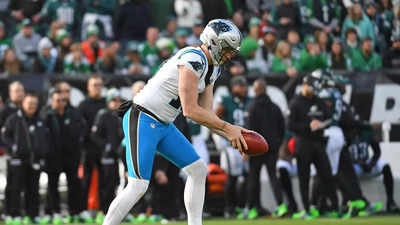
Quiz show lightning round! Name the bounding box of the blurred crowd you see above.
[0,0,400,224]
[1,0,400,79]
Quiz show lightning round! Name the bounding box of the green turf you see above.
[111,216,400,225]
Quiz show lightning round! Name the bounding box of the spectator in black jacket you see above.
[1,93,48,224]
[114,0,151,42]
[40,89,85,223]
[244,79,285,217]
[288,74,338,218]
[8,0,45,26]
[78,75,106,222]
[383,33,400,68]
[275,0,301,39]
[90,88,123,223]
[0,81,24,217]
[0,81,25,128]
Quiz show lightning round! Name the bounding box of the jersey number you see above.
[169,97,182,111]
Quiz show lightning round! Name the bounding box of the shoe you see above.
[147,214,162,223]
[38,215,51,225]
[80,211,93,224]
[23,216,31,225]
[62,215,71,224]
[52,214,62,225]
[13,217,22,225]
[95,212,104,224]
[274,204,288,217]
[247,208,258,220]
[6,216,13,225]
[309,207,320,219]
[134,213,147,223]
[387,201,400,213]
[123,213,135,223]
[72,215,81,224]
[292,210,312,220]
[237,208,247,220]
[365,202,383,215]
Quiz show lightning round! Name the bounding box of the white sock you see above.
[182,159,208,225]
[102,177,149,225]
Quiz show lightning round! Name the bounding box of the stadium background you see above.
[0,0,400,224]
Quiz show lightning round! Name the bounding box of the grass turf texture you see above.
[49,216,400,225]
[150,216,399,225]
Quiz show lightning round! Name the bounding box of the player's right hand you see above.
[224,124,248,154]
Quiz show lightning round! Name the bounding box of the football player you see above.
[103,19,250,225]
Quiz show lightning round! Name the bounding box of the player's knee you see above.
[183,159,208,179]
[127,177,149,196]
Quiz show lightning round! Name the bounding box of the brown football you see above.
[242,132,269,156]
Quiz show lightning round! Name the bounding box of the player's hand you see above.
[155,170,168,184]
[224,124,248,154]
[310,120,322,131]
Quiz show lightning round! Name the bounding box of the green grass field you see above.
[115,216,400,225]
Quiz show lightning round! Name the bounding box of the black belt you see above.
[133,104,167,124]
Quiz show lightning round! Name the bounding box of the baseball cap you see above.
[106,88,121,103]
[304,35,315,44]
[230,76,248,87]
[56,29,70,43]
[21,18,33,27]
[175,28,189,37]
[262,26,277,35]
[87,24,99,37]
[126,41,139,52]
[248,17,261,29]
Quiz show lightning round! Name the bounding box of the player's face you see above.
[58,83,71,101]
[88,78,104,98]
[302,83,314,97]
[51,93,67,111]
[22,96,38,117]
[220,48,238,64]
[108,97,121,111]
[9,83,25,104]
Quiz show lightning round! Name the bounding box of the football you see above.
[242,131,269,156]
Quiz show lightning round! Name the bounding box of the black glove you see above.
[117,100,133,118]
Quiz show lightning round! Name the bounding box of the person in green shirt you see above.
[0,21,12,60]
[272,40,298,77]
[121,41,150,76]
[81,0,117,40]
[40,0,79,38]
[343,27,359,57]
[350,37,382,71]
[297,35,328,72]
[138,27,160,76]
[63,43,91,76]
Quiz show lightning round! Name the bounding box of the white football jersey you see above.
[134,46,222,123]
